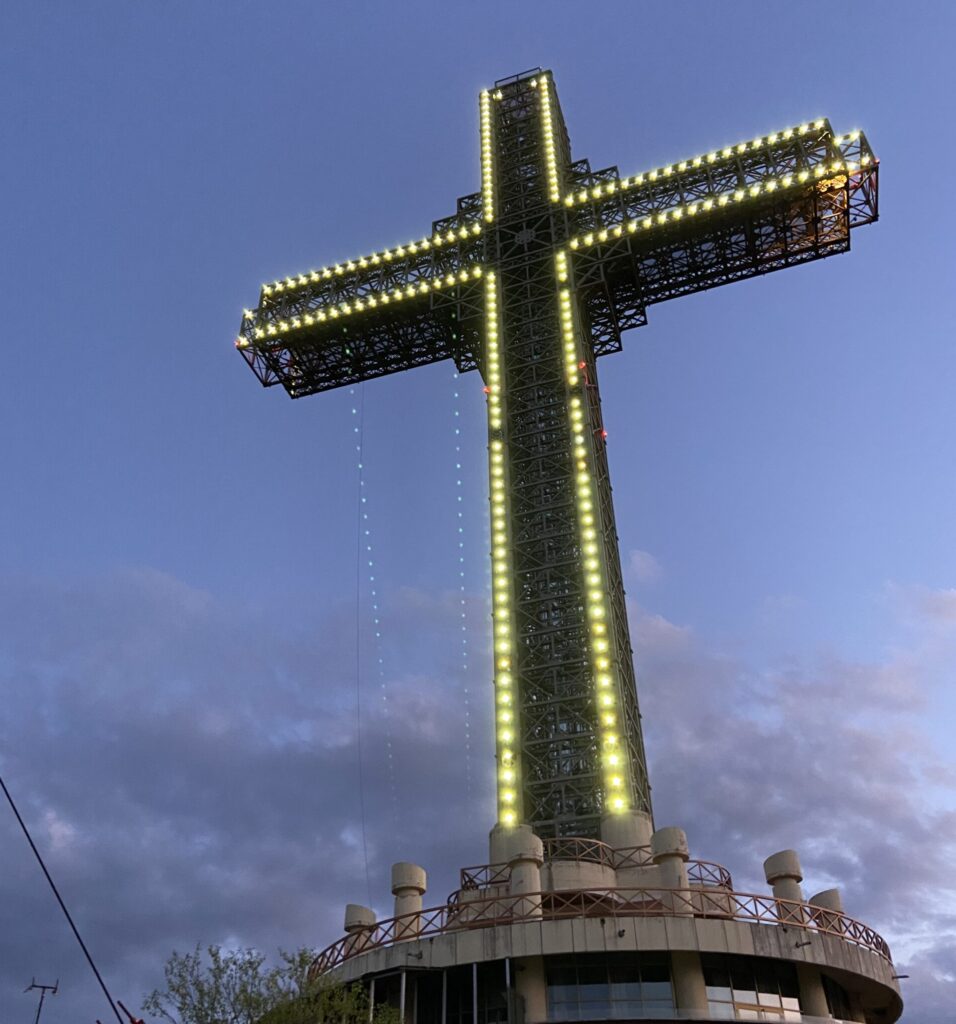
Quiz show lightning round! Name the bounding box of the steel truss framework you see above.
[237,68,878,840]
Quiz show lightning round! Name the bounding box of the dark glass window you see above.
[701,955,801,1021]
[545,953,674,1020]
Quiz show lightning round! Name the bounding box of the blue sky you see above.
[1,2,954,1021]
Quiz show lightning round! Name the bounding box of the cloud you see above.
[628,549,662,583]
[1,569,953,1023]
[0,569,491,1024]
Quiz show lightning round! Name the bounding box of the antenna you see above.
[24,978,58,1024]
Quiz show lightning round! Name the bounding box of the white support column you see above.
[651,827,691,915]
[671,950,708,1014]
[514,956,547,1024]
[344,904,376,956]
[796,963,830,1018]
[506,825,545,916]
[392,862,427,936]
[600,809,653,850]
[764,850,807,924]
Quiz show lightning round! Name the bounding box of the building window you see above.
[701,955,801,1021]
[545,953,674,1020]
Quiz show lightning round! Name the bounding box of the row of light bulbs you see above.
[484,272,520,828]
[236,267,484,346]
[480,90,495,224]
[537,75,562,204]
[562,158,866,254]
[558,278,628,814]
[259,222,483,298]
[560,126,864,208]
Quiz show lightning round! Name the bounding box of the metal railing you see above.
[455,844,731,898]
[311,886,892,975]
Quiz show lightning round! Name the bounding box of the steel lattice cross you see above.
[236,68,878,839]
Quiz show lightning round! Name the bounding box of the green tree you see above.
[143,945,399,1024]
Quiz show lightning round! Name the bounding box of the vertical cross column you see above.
[484,73,651,838]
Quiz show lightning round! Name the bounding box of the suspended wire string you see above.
[353,391,398,827]
[0,774,124,1024]
[453,372,472,796]
[351,388,372,906]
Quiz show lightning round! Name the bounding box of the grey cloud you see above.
[1,570,953,1024]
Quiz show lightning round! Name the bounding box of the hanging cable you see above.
[351,388,372,906]
[0,773,124,1024]
[452,372,472,796]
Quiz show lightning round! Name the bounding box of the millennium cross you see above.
[236,68,878,840]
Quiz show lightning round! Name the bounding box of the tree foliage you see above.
[143,945,399,1024]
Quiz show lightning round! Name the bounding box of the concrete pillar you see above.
[796,964,829,1018]
[514,955,547,1024]
[392,862,427,936]
[671,950,708,1013]
[505,825,545,917]
[651,827,691,915]
[344,903,376,932]
[809,887,844,933]
[764,849,806,924]
[600,809,653,850]
[344,904,376,954]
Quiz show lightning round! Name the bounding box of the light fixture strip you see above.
[561,122,872,209]
[537,74,561,203]
[480,89,495,223]
[557,258,630,814]
[485,272,521,827]
[237,266,485,347]
[261,222,483,298]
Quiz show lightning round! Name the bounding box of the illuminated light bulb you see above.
[642,218,652,228]
[610,776,623,788]
[598,229,608,242]
[722,147,732,158]
[799,123,809,134]
[649,170,658,181]
[736,143,746,154]
[798,170,810,182]
[502,810,516,826]
[501,768,515,783]
[611,797,625,811]
[627,221,637,233]
[814,118,825,128]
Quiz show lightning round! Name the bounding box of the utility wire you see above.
[0,773,124,1024]
[352,388,373,906]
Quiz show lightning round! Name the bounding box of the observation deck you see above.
[313,823,901,1024]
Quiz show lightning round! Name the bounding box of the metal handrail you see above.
[456,848,730,898]
[310,886,892,976]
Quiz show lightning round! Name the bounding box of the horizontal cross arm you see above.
[238,274,485,398]
[236,196,487,397]
[567,120,876,233]
[566,123,878,352]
